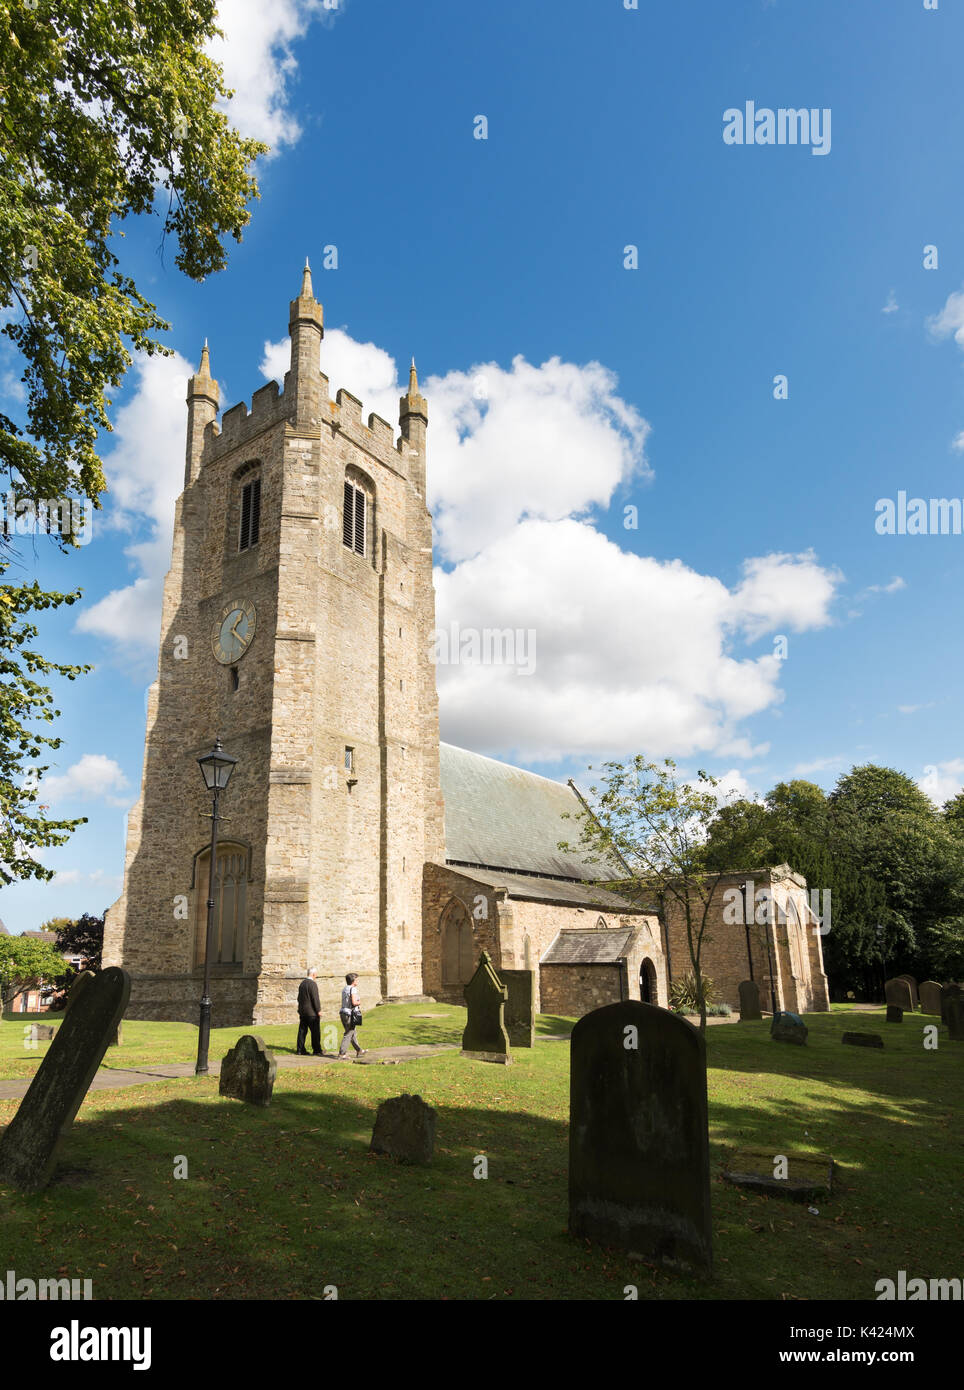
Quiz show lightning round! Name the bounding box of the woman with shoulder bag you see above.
[336,972,367,1059]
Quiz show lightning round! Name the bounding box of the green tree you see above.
[0,575,89,882]
[1,0,266,510]
[0,932,66,1011]
[561,756,726,1033]
[53,911,104,972]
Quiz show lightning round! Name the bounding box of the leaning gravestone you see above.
[947,999,964,1042]
[29,1024,55,1042]
[885,978,914,1013]
[462,952,511,1064]
[941,983,963,1025]
[569,1000,711,1274]
[369,1093,437,1165]
[919,980,942,1017]
[842,1032,884,1048]
[738,979,762,1021]
[0,967,131,1192]
[66,971,122,1045]
[498,968,535,1048]
[886,1004,903,1024]
[218,1035,276,1107]
[770,1011,808,1045]
[895,974,919,1011]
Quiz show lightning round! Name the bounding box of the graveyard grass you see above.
[0,1005,959,1301]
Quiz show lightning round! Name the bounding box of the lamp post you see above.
[740,880,754,981]
[195,737,238,1076]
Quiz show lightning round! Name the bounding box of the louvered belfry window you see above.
[239,477,261,552]
[343,478,366,556]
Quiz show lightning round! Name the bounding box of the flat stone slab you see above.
[722,1148,835,1202]
[841,1032,884,1048]
[351,1045,457,1066]
[409,1013,450,1018]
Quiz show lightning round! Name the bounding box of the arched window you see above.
[440,898,475,988]
[194,844,248,967]
[343,476,367,556]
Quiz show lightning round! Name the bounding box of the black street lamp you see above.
[740,881,754,981]
[195,737,238,1076]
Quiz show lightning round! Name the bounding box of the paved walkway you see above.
[0,1044,458,1103]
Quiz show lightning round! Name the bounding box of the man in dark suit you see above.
[296,967,324,1056]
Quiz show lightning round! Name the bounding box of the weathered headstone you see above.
[569,1000,711,1274]
[110,1020,123,1047]
[941,983,963,1025]
[722,1148,834,1201]
[947,998,964,1042]
[63,970,94,1016]
[498,968,535,1048]
[885,978,914,1013]
[369,1093,436,1165]
[886,1004,903,1024]
[919,980,942,1016]
[462,952,511,1064]
[738,979,762,1021]
[842,1031,884,1048]
[218,1035,276,1107]
[0,967,131,1192]
[895,974,919,1011]
[29,1024,55,1042]
[770,1011,808,1045]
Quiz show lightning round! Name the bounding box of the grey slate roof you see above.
[542,928,639,965]
[442,864,643,911]
[439,742,621,882]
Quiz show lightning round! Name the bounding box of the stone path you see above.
[0,1044,458,1102]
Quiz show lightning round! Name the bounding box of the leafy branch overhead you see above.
[0,0,267,513]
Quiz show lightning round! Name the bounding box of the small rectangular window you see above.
[345,746,354,773]
[343,480,366,557]
[239,478,261,552]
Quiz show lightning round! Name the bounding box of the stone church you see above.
[103,270,829,1024]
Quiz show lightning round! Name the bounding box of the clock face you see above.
[213,599,256,664]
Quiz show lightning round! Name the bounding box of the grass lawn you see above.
[0,1003,959,1301]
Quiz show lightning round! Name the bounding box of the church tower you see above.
[103,268,445,1023]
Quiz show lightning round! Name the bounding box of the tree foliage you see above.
[53,910,104,972]
[1,0,266,510]
[0,932,66,1010]
[561,756,726,1031]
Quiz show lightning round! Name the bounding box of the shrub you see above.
[668,972,717,1013]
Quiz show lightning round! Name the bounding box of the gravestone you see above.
[885,978,914,1013]
[722,1148,834,1201]
[941,983,963,1025]
[886,1004,903,1024]
[842,1031,884,1048]
[63,970,94,1015]
[947,998,964,1042]
[0,967,131,1192]
[218,1035,276,1107]
[895,974,919,1011]
[738,979,762,1021]
[498,968,535,1048]
[29,1024,55,1042]
[919,980,942,1017]
[569,1000,711,1274]
[461,952,511,1064]
[369,1093,436,1165]
[770,1011,808,1045]
[110,1020,123,1047]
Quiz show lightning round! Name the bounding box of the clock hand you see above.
[230,614,245,644]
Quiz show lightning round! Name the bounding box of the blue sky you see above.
[4,0,964,933]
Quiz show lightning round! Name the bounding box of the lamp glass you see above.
[197,743,238,792]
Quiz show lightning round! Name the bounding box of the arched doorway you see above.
[639,958,657,1004]
[440,899,475,990]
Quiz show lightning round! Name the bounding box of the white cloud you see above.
[791,754,846,776]
[75,350,192,654]
[434,519,839,762]
[927,287,964,349]
[918,759,964,806]
[208,0,338,150]
[881,290,898,315]
[728,552,841,642]
[952,431,964,453]
[42,755,131,808]
[858,575,905,599]
[54,868,123,890]
[897,702,934,716]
